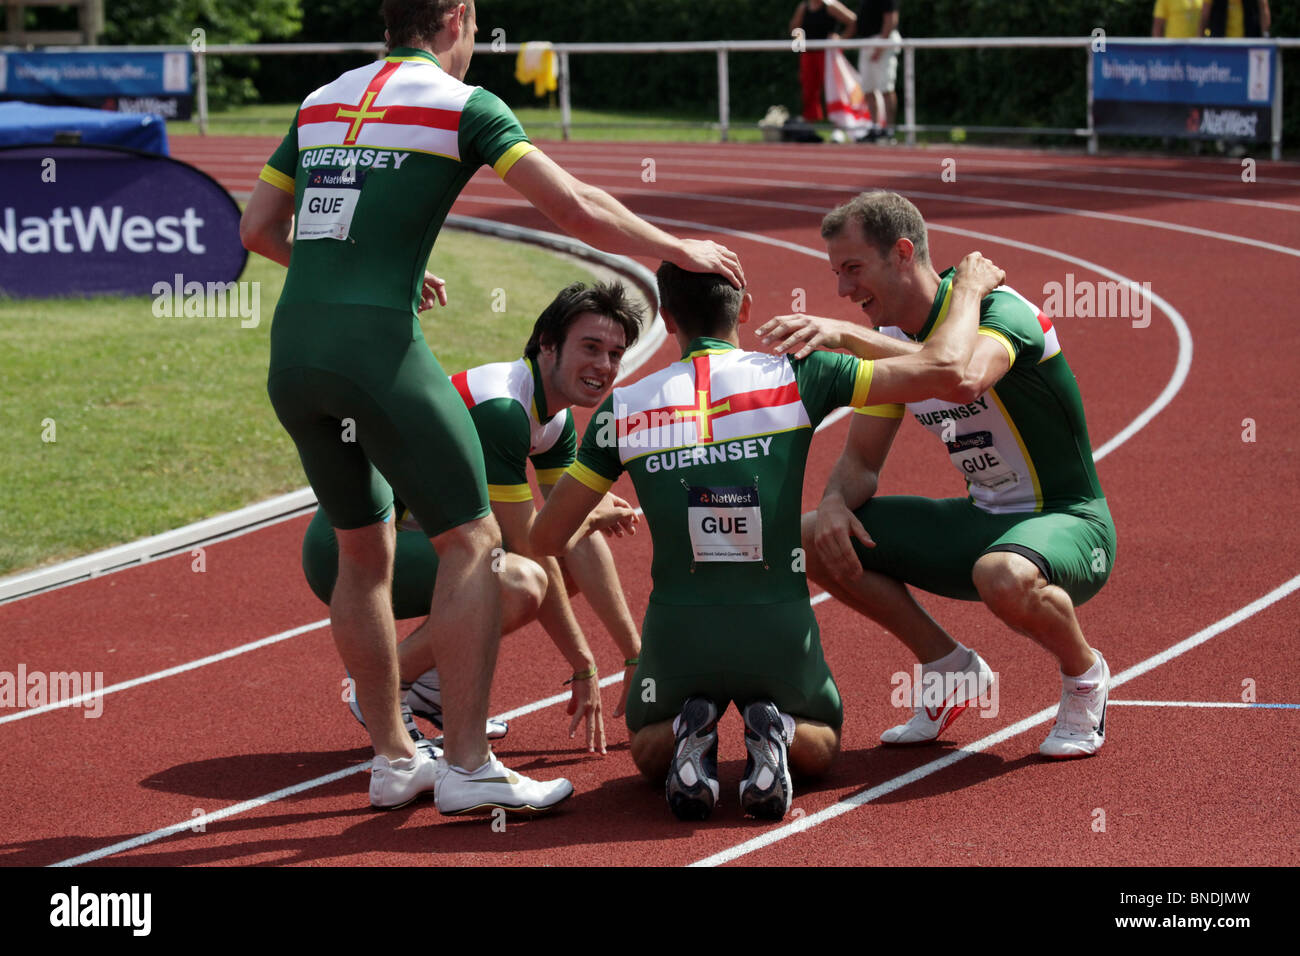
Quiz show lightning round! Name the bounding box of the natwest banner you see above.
[1093,43,1275,141]
[0,51,193,120]
[0,145,245,298]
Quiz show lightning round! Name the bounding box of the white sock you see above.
[1065,654,1104,683]
[924,643,971,674]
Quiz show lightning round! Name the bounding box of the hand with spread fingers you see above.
[566,664,607,754]
[757,313,849,359]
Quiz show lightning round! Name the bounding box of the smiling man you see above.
[532,255,1003,822]
[759,190,1116,760]
[303,281,645,759]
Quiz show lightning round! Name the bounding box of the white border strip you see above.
[691,572,1300,867]
[0,221,663,607]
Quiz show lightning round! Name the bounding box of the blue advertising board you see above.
[1094,43,1276,141]
[0,51,193,120]
[0,144,246,299]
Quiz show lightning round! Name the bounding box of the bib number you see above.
[296,166,365,241]
[947,430,1019,491]
[686,484,762,562]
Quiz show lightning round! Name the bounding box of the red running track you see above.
[2,138,1298,867]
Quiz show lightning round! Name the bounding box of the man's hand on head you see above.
[672,239,745,289]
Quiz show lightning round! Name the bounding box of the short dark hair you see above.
[524,281,644,360]
[821,190,931,266]
[655,262,742,340]
[382,0,468,50]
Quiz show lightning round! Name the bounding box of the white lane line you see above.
[549,167,1300,259]
[10,192,1188,723]
[50,672,629,867]
[1109,700,1300,709]
[691,572,1300,867]
[551,153,1300,212]
[0,620,329,725]
[551,142,1300,184]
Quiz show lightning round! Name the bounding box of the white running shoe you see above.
[405,669,510,740]
[880,649,995,745]
[369,748,438,810]
[434,753,574,816]
[1039,653,1109,759]
[346,671,440,758]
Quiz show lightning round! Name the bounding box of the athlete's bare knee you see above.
[631,722,674,781]
[789,719,840,778]
[972,552,1039,619]
[500,554,547,627]
[335,520,395,578]
[433,513,501,564]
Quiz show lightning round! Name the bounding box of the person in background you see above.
[789,0,858,122]
[848,0,901,138]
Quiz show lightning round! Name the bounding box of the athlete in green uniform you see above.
[758,190,1115,760]
[239,0,743,815]
[300,281,646,753]
[532,254,1005,820]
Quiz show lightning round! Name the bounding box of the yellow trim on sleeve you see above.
[567,461,615,494]
[854,403,906,419]
[849,359,875,408]
[487,483,534,503]
[534,467,567,486]
[259,164,295,194]
[493,141,538,179]
[977,327,1017,366]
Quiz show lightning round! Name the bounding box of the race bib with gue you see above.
[686,484,763,562]
[296,165,365,241]
[947,430,1020,492]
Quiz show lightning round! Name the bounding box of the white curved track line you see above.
[554,142,1300,184]
[553,153,1300,213]
[553,167,1300,259]
[463,190,1191,464]
[30,174,1197,865]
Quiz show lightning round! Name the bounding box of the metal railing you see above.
[7,36,1296,156]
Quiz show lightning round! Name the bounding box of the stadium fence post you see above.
[197,50,208,136]
[717,48,729,142]
[1086,45,1097,155]
[559,49,571,141]
[1272,47,1282,161]
[903,44,915,146]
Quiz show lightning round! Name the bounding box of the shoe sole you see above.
[666,699,720,821]
[371,790,436,812]
[437,790,574,816]
[739,703,792,820]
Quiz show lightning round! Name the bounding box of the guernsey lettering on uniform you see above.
[915,396,989,427]
[643,436,773,474]
[299,147,412,171]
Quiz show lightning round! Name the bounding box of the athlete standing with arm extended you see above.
[240,0,742,815]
